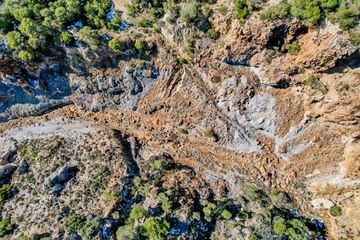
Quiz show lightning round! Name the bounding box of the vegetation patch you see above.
[330,205,342,216]
[0,184,13,205]
[0,0,121,61]
[0,218,14,237]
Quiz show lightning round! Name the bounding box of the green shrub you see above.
[204,129,216,139]
[60,31,74,44]
[233,0,249,23]
[221,210,233,220]
[329,205,342,216]
[203,202,217,222]
[18,50,34,62]
[85,0,112,28]
[202,6,212,18]
[260,2,290,20]
[149,159,167,171]
[304,75,319,89]
[349,31,360,45]
[6,31,26,51]
[108,14,122,30]
[217,6,228,16]
[178,128,189,134]
[134,39,145,51]
[108,38,125,52]
[158,192,172,214]
[290,0,322,25]
[65,214,86,232]
[0,0,113,57]
[103,191,120,202]
[137,18,154,28]
[180,2,199,24]
[78,26,101,50]
[284,219,309,239]
[273,216,287,235]
[178,56,189,64]
[206,29,219,39]
[330,7,358,30]
[140,217,170,240]
[0,185,12,205]
[285,41,300,55]
[320,0,340,10]
[79,217,101,240]
[192,212,201,221]
[305,75,328,93]
[128,204,146,223]
[0,218,14,237]
[18,235,29,240]
[0,218,15,237]
[116,225,140,240]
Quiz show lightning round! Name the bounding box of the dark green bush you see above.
[304,75,319,89]
[1,0,115,59]
[78,26,101,50]
[85,0,112,29]
[203,202,217,222]
[330,205,342,216]
[330,7,358,29]
[18,50,34,62]
[273,216,287,235]
[116,225,140,240]
[79,217,101,239]
[137,18,155,28]
[180,2,199,24]
[60,31,74,44]
[108,38,126,52]
[349,31,360,45]
[290,0,322,25]
[0,218,14,237]
[217,6,228,16]
[260,2,290,20]
[140,217,170,240]
[178,56,189,64]
[158,192,172,214]
[206,28,219,39]
[128,204,146,223]
[149,159,167,171]
[233,0,249,23]
[221,210,233,220]
[285,41,300,55]
[0,185,13,205]
[65,214,86,232]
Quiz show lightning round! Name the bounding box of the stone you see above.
[311,198,335,209]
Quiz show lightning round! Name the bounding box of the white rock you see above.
[311,198,335,209]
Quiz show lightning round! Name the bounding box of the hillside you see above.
[0,0,359,239]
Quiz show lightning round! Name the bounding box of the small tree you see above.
[180,3,198,24]
[128,204,146,223]
[78,26,101,50]
[134,39,145,52]
[116,225,139,240]
[108,38,125,52]
[0,185,12,206]
[18,50,34,62]
[6,31,26,51]
[61,31,74,45]
[0,218,14,237]
[65,214,86,232]
[140,217,170,240]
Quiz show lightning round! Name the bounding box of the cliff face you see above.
[0,0,359,239]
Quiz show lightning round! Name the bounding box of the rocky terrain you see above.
[0,0,360,239]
